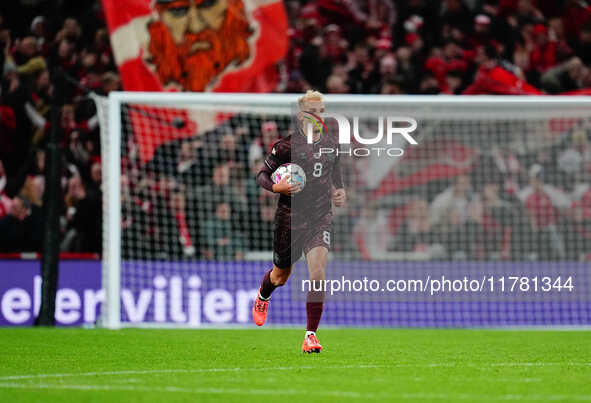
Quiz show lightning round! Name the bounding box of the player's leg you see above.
[253,220,302,326]
[301,227,330,353]
[253,264,292,327]
[260,264,293,300]
[305,245,328,334]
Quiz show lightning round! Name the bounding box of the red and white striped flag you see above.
[101,0,288,92]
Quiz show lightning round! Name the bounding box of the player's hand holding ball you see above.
[332,188,346,207]
[272,174,301,196]
[272,163,306,196]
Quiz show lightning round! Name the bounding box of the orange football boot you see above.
[302,333,323,353]
[252,296,269,326]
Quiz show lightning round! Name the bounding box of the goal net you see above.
[95,93,591,328]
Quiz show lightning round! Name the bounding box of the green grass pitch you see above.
[0,328,590,402]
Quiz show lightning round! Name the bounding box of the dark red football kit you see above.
[256,130,343,268]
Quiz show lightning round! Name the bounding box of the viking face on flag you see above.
[148,0,252,91]
[102,0,286,160]
[103,0,286,92]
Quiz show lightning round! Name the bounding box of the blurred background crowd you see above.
[123,111,591,262]
[1,0,591,260]
[0,0,114,254]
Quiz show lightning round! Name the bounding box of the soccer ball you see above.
[272,163,306,190]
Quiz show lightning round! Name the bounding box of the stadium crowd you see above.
[0,0,114,254]
[0,0,591,261]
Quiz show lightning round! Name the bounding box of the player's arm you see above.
[331,154,346,207]
[256,142,301,196]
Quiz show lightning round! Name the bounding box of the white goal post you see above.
[95,92,591,329]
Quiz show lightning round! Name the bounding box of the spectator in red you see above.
[463,44,542,94]
[424,41,468,92]
[322,24,347,62]
[530,24,556,72]
[529,24,571,75]
[169,187,195,258]
[562,1,591,45]
[518,164,570,260]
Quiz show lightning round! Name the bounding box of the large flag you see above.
[101,0,287,162]
[102,0,288,93]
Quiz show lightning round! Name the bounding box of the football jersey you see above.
[263,129,342,229]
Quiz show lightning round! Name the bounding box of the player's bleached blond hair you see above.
[298,90,324,108]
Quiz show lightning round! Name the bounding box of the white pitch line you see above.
[0,383,590,401]
[422,362,591,368]
[0,364,386,381]
[0,362,589,381]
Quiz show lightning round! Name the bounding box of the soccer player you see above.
[252,90,346,353]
